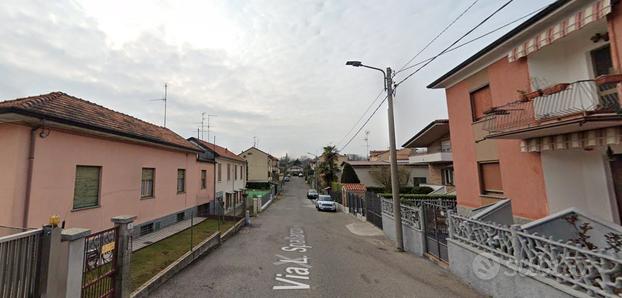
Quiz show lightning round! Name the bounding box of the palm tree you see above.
[318,145,339,188]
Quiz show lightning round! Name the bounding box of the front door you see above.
[609,154,622,222]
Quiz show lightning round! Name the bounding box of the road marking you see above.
[273,226,311,290]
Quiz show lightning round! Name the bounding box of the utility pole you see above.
[385,67,404,252]
[346,61,403,252]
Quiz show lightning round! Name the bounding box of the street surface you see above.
[152,177,481,297]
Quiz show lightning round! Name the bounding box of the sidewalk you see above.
[132,217,207,251]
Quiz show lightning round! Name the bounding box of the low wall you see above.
[448,240,584,298]
[382,213,424,256]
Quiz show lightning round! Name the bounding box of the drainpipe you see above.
[23,126,39,228]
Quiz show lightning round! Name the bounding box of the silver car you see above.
[315,195,336,212]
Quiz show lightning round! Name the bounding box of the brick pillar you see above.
[111,215,136,298]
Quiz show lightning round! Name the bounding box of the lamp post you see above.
[345,61,403,252]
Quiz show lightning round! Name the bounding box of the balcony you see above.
[408,150,452,164]
[483,77,622,139]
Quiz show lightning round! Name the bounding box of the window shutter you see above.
[480,162,503,193]
[470,86,492,121]
[73,166,100,209]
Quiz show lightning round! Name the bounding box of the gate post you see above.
[111,215,136,298]
[37,224,63,298]
[60,228,91,297]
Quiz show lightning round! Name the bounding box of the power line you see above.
[395,0,480,75]
[340,95,388,152]
[397,5,546,74]
[394,0,515,87]
[335,89,384,147]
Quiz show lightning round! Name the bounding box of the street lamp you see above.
[345,60,404,252]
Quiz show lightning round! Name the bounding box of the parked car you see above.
[307,189,318,200]
[315,195,336,212]
[298,173,303,177]
[284,176,290,182]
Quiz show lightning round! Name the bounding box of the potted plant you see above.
[596,74,622,85]
[542,83,570,96]
[518,89,542,101]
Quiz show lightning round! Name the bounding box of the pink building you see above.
[0,92,215,235]
[428,0,622,223]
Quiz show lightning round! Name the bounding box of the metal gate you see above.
[82,226,118,297]
[364,192,383,229]
[347,192,366,216]
[422,202,455,262]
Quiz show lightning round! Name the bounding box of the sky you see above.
[0,0,555,158]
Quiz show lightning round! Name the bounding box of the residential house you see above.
[342,160,428,191]
[0,92,214,236]
[268,154,280,180]
[428,0,622,223]
[240,147,278,186]
[402,120,454,194]
[189,138,246,215]
[369,148,413,162]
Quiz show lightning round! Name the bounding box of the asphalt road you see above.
[152,177,481,298]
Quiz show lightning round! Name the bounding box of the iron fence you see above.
[82,226,118,298]
[0,228,42,298]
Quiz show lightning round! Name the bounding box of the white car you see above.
[315,195,336,212]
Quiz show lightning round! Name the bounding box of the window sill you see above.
[177,192,186,195]
[71,205,101,212]
[141,196,155,200]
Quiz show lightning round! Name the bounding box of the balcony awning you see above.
[508,0,611,63]
[520,126,622,152]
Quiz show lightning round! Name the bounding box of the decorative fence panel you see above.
[82,227,118,298]
[448,212,622,297]
[0,228,42,298]
[381,198,422,230]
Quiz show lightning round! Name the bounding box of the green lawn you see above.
[131,218,237,291]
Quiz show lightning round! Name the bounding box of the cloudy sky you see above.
[0,0,554,158]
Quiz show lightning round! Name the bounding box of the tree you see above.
[293,159,302,166]
[340,163,360,183]
[369,166,410,192]
[317,145,340,188]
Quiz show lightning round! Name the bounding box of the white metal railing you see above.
[0,228,42,297]
[381,198,422,230]
[448,213,622,297]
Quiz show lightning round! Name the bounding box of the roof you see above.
[189,138,245,162]
[368,148,412,161]
[342,183,367,192]
[402,119,450,148]
[427,0,570,89]
[0,92,199,152]
[240,146,277,160]
[344,160,412,167]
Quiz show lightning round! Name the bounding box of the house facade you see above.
[240,147,278,185]
[402,120,454,193]
[342,160,428,191]
[429,0,622,223]
[189,138,246,214]
[0,92,214,235]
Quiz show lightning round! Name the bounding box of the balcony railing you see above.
[483,78,621,135]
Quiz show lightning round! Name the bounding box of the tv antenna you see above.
[363,130,370,160]
[149,83,168,127]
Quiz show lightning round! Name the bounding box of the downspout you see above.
[23,126,39,228]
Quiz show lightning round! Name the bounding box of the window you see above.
[218,163,222,182]
[413,177,427,187]
[479,161,503,195]
[241,166,244,180]
[441,167,454,186]
[73,166,101,209]
[227,164,231,181]
[470,85,492,121]
[177,169,186,193]
[140,223,154,236]
[141,168,155,198]
[201,170,207,189]
[234,165,238,181]
[176,212,185,222]
[441,140,452,153]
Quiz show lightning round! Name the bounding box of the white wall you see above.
[215,157,246,194]
[527,21,608,87]
[540,149,618,223]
